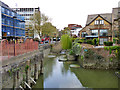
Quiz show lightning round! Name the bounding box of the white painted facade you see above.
[34,30,40,39]
[70,28,82,37]
[13,8,40,39]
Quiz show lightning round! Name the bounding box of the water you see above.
[33,55,118,89]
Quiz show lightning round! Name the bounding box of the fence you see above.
[0,39,38,60]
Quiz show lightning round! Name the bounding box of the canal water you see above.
[33,55,118,89]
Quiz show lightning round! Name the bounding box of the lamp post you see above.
[98,18,100,46]
[13,15,25,56]
[13,16,17,56]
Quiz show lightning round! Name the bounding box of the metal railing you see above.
[0,39,38,60]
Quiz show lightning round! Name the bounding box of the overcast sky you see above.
[1,0,120,30]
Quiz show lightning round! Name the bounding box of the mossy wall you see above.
[1,44,51,89]
[78,48,119,69]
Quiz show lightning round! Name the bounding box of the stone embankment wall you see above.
[1,44,51,89]
[78,47,119,69]
[51,42,62,53]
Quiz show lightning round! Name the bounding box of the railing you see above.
[0,39,38,60]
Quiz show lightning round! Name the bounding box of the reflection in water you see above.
[33,55,118,89]
[33,74,43,88]
[70,67,118,88]
[43,57,83,88]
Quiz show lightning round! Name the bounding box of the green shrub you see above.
[79,39,85,43]
[72,43,82,56]
[81,55,84,61]
[104,42,113,46]
[74,38,80,43]
[61,34,72,49]
[71,38,76,42]
[104,46,120,60]
[86,40,93,44]
[113,38,119,44]
[92,38,99,45]
[69,50,74,55]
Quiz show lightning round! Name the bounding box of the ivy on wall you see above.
[104,46,120,60]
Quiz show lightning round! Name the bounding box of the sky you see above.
[1,0,120,30]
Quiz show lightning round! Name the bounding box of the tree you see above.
[41,22,57,37]
[61,27,70,35]
[61,34,72,49]
[29,11,49,38]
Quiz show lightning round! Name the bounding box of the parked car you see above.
[57,37,60,41]
[53,38,56,41]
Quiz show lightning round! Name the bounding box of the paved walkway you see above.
[0,56,13,61]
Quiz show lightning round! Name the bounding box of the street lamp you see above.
[13,15,25,56]
[13,16,17,56]
[98,18,100,46]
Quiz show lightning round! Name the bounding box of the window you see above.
[5,8,7,14]
[113,30,117,37]
[1,7,4,13]
[91,30,98,36]
[95,20,99,25]
[95,20,104,25]
[2,18,5,24]
[9,11,12,16]
[8,19,10,25]
[99,38,108,45]
[12,12,14,16]
[81,32,87,37]
[100,20,104,24]
[7,9,9,15]
[100,29,108,36]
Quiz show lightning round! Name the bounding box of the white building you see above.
[13,7,40,39]
[70,28,82,37]
[68,24,82,37]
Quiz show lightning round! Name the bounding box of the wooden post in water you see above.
[26,60,31,86]
[16,69,20,88]
[13,70,17,88]
[40,59,43,74]
[34,63,38,81]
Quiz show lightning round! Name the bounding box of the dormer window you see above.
[95,20,99,25]
[95,20,104,25]
[100,20,104,24]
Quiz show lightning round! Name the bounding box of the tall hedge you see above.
[61,34,72,49]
